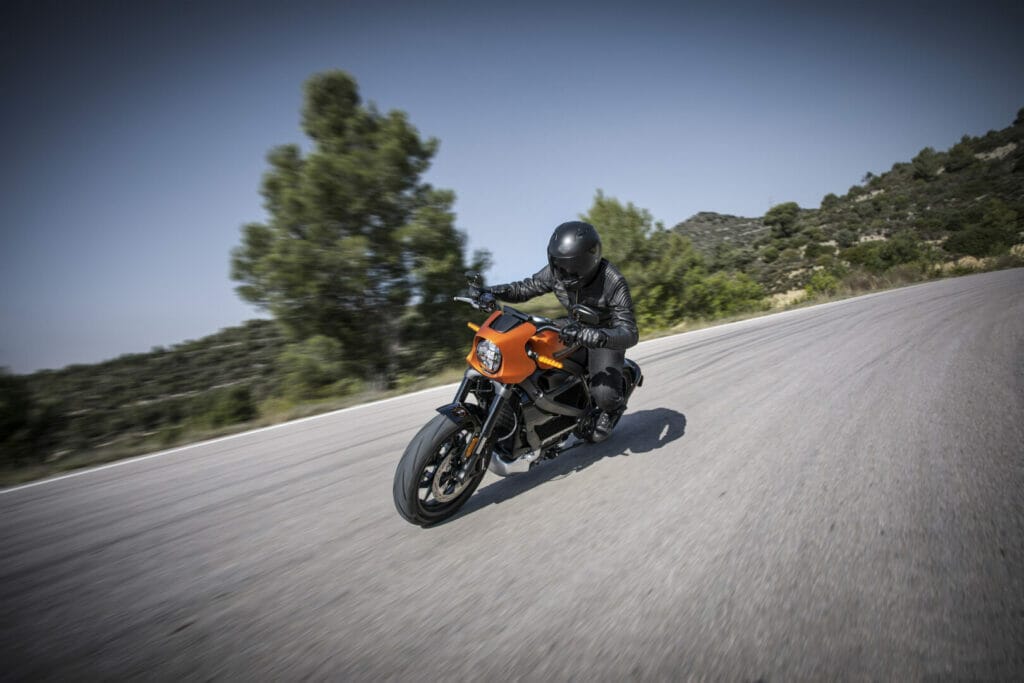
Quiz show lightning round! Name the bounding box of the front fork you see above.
[437,370,513,482]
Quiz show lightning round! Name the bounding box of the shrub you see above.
[912,147,942,180]
[684,271,766,318]
[942,200,1019,258]
[764,202,801,238]
[278,335,349,400]
[207,386,257,427]
[804,242,829,259]
[836,229,858,248]
[805,270,840,297]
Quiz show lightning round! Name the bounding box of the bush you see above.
[840,242,884,272]
[878,231,922,266]
[805,270,840,297]
[912,147,942,180]
[682,271,766,318]
[882,264,926,287]
[764,202,801,238]
[836,229,858,248]
[943,199,1018,257]
[803,242,833,259]
[278,336,348,400]
[208,386,257,427]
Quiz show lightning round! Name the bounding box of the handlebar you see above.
[453,292,581,356]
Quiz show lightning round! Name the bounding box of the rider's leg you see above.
[588,348,625,439]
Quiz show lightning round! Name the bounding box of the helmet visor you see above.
[550,259,583,287]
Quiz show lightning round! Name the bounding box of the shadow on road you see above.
[445,407,687,524]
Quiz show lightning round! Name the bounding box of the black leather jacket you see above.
[491,259,639,350]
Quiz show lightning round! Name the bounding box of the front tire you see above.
[393,414,487,526]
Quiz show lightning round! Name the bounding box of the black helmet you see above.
[547,221,602,288]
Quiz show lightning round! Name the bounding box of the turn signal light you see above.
[536,355,563,369]
[467,322,480,332]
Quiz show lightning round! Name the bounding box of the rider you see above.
[487,221,639,440]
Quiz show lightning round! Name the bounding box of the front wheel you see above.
[393,414,487,526]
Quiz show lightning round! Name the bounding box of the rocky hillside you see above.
[675,108,1024,293]
[672,212,768,255]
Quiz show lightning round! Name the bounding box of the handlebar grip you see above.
[553,345,580,359]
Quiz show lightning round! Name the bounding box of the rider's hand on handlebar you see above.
[465,282,498,312]
[560,322,607,348]
[478,291,497,312]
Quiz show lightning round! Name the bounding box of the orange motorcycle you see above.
[393,273,642,526]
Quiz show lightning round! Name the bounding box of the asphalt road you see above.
[2,269,1023,680]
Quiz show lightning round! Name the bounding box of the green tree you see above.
[630,229,704,327]
[945,136,975,172]
[912,146,942,180]
[764,202,801,238]
[231,71,481,382]
[580,190,657,275]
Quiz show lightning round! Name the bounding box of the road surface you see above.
[2,269,1023,679]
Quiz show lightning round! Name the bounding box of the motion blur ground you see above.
[1,270,1023,678]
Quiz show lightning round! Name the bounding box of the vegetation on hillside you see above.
[581,191,766,328]
[1,321,285,468]
[2,75,1021,480]
[673,107,1024,294]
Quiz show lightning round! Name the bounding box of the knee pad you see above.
[590,374,624,412]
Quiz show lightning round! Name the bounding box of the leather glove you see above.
[560,323,607,348]
[468,283,498,311]
[575,326,608,348]
[559,322,581,346]
[488,284,513,300]
[478,291,497,312]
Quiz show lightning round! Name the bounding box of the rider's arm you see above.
[489,266,554,303]
[600,277,639,350]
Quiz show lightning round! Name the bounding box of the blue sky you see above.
[1,0,1021,373]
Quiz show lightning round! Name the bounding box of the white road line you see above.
[0,382,455,495]
[0,285,917,495]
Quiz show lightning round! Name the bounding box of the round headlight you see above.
[476,339,502,373]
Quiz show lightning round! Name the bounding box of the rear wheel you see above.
[393,414,487,526]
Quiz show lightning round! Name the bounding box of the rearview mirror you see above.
[570,304,600,326]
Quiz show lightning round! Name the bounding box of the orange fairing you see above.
[466,311,567,383]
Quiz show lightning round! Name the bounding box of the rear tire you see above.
[393,414,487,527]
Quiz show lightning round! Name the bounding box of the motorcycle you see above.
[392,273,643,526]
